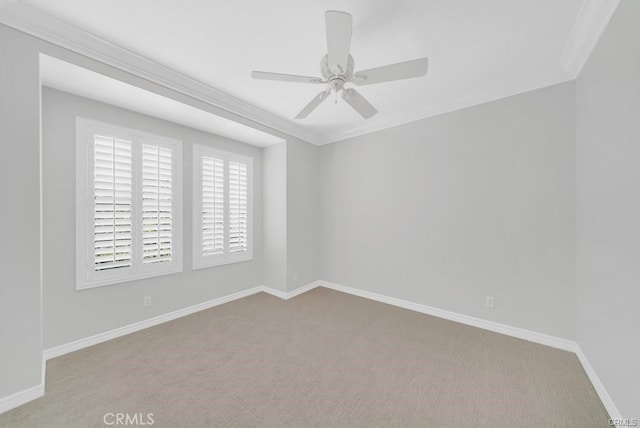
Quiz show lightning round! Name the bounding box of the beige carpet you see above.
[0,288,610,427]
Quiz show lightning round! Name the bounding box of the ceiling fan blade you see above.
[295,91,331,119]
[252,71,324,84]
[326,11,352,74]
[342,88,378,119]
[353,58,429,86]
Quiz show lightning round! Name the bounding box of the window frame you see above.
[75,117,183,290]
[192,144,253,270]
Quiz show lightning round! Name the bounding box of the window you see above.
[193,144,253,269]
[76,118,182,289]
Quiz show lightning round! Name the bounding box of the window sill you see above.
[76,265,183,290]
[192,255,253,271]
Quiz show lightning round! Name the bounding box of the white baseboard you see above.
[260,281,321,300]
[260,286,288,300]
[575,346,622,422]
[29,279,619,424]
[44,286,265,360]
[285,281,322,299]
[318,280,577,352]
[316,280,624,422]
[43,283,320,360]
[0,383,44,415]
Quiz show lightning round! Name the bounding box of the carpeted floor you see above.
[0,287,610,427]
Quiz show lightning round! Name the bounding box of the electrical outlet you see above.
[485,296,494,308]
[143,296,151,308]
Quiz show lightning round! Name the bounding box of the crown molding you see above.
[560,0,621,78]
[320,71,574,145]
[0,0,619,146]
[0,0,322,145]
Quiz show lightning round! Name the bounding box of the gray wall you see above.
[576,0,640,417]
[42,87,263,349]
[0,24,43,398]
[286,139,319,291]
[262,138,319,293]
[318,82,577,339]
[262,142,287,292]
[0,20,295,402]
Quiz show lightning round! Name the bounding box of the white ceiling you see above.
[39,55,285,147]
[5,1,618,144]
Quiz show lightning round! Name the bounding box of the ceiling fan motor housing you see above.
[322,54,354,92]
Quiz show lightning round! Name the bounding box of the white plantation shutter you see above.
[93,135,133,271]
[202,156,224,256]
[77,118,182,290]
[142,145,173,264]
[228,160,248,254]
[193,145,252,269]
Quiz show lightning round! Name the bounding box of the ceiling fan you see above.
[251,10,429,120]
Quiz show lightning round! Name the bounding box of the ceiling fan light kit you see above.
[252,10,429,120]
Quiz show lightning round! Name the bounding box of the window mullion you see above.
[195,151,202,266]
[131,139,143,272]
[86,130,95,275]
[156,145,161,263]
[224,157,230,260]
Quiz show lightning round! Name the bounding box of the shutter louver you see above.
[202,156,225,256]
[93,135,132,271]
[142,144,173,264]
[228,160,248,254]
